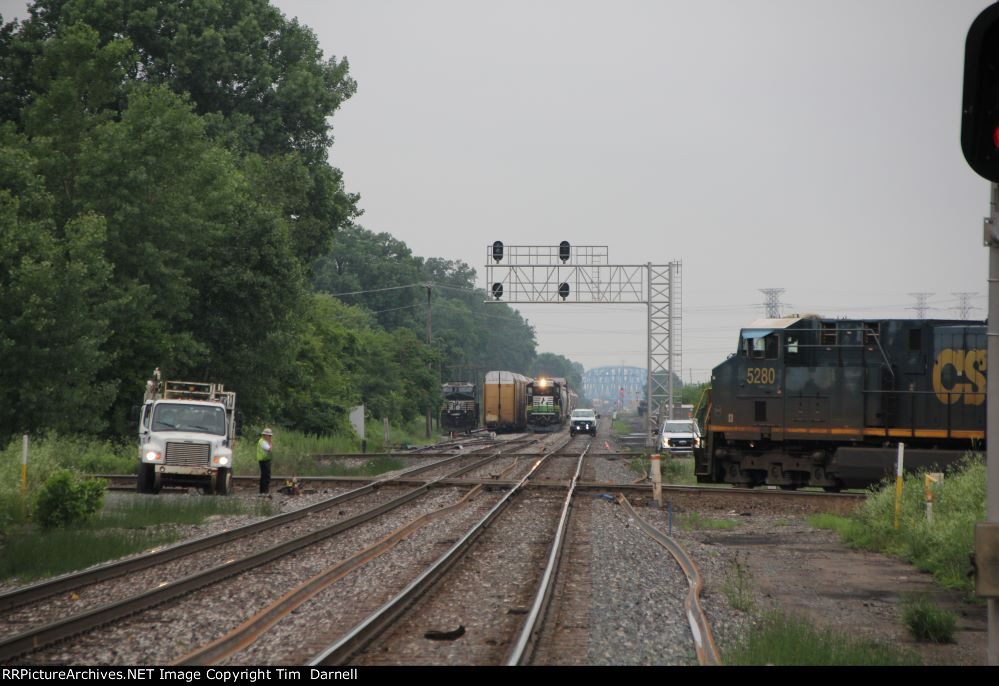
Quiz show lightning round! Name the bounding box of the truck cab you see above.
[138,370,237,494]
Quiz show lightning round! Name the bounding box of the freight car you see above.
[484,371,530,432]
[440,382,479,434]
[526,377,573,431]
[694,316,986,490]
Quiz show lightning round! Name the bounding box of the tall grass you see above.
[234,420,432,477]
[0,434,133,533]
[811,454,985,591]
[901,593,957,643]
[725,611,920,666]
[0,493,277,582]
[1,419,434,532]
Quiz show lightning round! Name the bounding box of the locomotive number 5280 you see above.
[746,367,776,384]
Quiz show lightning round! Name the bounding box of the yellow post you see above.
[894,442,905,531]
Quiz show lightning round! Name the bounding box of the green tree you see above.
[0,124,115,444]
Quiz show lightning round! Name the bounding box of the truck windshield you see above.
[152,403,227,435]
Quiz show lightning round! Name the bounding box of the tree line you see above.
[0,1,582,447]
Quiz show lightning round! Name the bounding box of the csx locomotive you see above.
[694,316,986,490]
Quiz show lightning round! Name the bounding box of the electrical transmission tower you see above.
[759,288,785,318]
[908,292,934,319]
[953,292,978,319]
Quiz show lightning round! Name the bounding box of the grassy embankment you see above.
[0,418,437,582]
[726,455,984,663]
[808,453,985,592]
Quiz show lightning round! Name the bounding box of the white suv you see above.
[659,419,700,454]
[570,409,598,436]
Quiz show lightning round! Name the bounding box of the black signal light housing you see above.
[962,3,999,182]
[558,241,571,263]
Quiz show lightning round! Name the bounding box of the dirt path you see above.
[687,518,988,665]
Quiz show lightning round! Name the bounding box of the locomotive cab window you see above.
[785,335,801,363]
[908,328,922,351]
[821,322,837,346]
[741,330,778,360]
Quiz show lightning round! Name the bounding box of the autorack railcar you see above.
[484,371,530,432]
[694,316,986,490]
[440,382,479,434]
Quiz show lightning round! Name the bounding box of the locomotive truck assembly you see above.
[694,316,986,490]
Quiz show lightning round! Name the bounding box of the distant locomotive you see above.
[440,382,479,434]
[484,371,530,432]
[526,377,573,432]
[694,316,986,490]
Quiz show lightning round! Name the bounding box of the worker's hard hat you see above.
[261,428,273,436]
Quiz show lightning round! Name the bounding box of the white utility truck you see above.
[137,368,237,494]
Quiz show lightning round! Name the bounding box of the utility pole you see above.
[426,283,433,439]
[985,184,999,665]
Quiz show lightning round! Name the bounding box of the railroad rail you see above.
[616,495,722,666]
[0,436,557,662]
[307,435,584,665]
[0,438,534,616]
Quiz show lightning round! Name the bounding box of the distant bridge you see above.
[583,366,646,406]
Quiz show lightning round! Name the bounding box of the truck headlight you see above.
[216,456,230,466]
[144,450,162,462]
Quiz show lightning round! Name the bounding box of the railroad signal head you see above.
[559,241,571,263]
[491,282,504,300]
[558,282,570,300]
[962,3,999,181]
[492,241,504,262]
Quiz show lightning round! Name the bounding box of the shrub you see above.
[901,594,957,643]
[33,470,105,528]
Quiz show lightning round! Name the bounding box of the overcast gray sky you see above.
[3,0,994,382]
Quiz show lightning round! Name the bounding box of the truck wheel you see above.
[215,468,232,495]
[137,463,155,493]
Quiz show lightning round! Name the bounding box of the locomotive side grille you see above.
[165,441,211,467]
[446,400,477,412]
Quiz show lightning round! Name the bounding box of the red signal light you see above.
[993,125,999,149]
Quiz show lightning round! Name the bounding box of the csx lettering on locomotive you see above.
[932,348,986,405]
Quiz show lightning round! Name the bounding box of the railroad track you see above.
[0,435,563,663]
[306,433,589,665]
